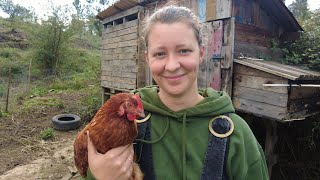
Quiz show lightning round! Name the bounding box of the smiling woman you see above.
[84,4,269,180]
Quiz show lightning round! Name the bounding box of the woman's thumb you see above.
[87,131,98,157]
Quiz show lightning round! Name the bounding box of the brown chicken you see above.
[74,93,145,179]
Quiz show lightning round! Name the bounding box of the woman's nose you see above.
[165,53,180,71]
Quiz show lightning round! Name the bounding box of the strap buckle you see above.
[209,115,234,138]
[136,112,151,123]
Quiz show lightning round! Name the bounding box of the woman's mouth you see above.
[165,74,184,81]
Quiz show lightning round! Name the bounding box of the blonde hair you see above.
[143,5,203,48]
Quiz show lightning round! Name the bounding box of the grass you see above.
[40,128,55,140]
[21,97,64,113]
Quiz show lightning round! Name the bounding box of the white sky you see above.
[0,0,319,18]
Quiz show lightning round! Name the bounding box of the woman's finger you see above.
[105,144,131,159]
[87,131,98,158]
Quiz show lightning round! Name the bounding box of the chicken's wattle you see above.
[127,114,136,121]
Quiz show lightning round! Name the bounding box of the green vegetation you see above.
[40,127,55,140]
[282,1,320,71]
[0,0,105,115]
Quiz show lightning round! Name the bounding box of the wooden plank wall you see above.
[232,64,289,120]
[101,18,139,90]
[232,0,281,59]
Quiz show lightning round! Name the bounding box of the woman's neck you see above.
[158,88,204,112]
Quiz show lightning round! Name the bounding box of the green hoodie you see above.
[133,86,269,180]
[85,86,269,180]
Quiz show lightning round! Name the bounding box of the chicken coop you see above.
[97,0,320,177]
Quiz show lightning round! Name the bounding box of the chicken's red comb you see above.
[134,94,143,109]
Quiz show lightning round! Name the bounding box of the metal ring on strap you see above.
[136,113,151,123]
[208,115,234,138]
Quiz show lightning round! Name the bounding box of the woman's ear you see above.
[199,45,205,63]
[145,50,149,64]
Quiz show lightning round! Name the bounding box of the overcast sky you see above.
[0,0,319,18]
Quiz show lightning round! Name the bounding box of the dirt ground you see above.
[0,90,89,179]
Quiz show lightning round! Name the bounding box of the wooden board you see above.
[206,0,232,21]
[233,74,288,94]
[103,52,137,61]
[233,97,287,120]
[103,39,137,49]
[216,0,232,20]
[221,17,235,96]
[206,20,223,91]
[233,86,288,107]
[198,0,206,22]
[103,46,137,54]
[206,0,216,21]
[104,32,138,44]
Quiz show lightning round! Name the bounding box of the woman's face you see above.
[146,22,204,97]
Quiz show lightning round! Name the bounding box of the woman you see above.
[86,5,269,180]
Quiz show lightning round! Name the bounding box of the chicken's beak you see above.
[138,110,145,118]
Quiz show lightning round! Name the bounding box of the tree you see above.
[72,0,109,36]
[32,7,76,76]
[0,0,36,22]
[288,0,311,20]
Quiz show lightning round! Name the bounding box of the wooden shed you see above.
[96,0,320,121]
[233,59,320,121]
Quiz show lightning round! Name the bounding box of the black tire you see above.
[52,114,81,131]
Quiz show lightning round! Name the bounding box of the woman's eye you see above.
[154,52,166,58]
[179,49,191,55]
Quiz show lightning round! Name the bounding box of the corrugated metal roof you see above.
[96,0,140,20]
[234,59,320,80]
[262,0,303,31]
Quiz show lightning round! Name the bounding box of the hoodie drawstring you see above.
[182,112,187,180]
[135,116,169,144]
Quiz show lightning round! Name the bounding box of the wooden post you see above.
[264,120,278,178]
[221,17,235,96]
[5,66,11,113]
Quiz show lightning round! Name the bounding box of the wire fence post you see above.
[5,66,11,113]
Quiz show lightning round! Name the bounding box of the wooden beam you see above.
[206,20,223,91]
[221,17,234,96]
[264,120,278,178]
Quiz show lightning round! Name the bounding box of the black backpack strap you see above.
[200,113,233,180]
[134,113,156,180]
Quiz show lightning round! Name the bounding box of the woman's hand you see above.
[87,131,134,180]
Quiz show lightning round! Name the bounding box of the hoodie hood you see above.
[132,85,235,118]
